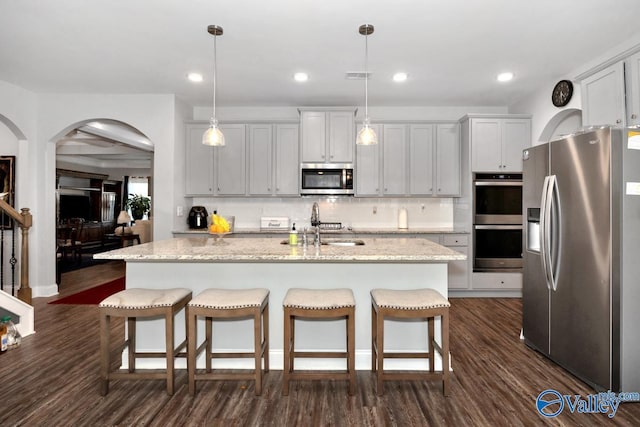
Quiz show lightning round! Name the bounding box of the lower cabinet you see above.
[442,234,469,290]
[471,272,522,290]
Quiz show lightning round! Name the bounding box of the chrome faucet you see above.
[311,202,321,246]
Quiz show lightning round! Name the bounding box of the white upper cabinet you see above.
[409,124,434,195]
[215,124,246,196]
[626,52,640,126]
[409,123,460,196]
[248,124,273,196]
[581,61,626,127]
[300,109,355,163]
[274,124,300,196]
[185,123,247,196]
[356,122,460,197]
[435,123,461,196]
[470,117,530,172]
[186,123,215,196]
[382,124,407,196]
[248,124,300,197]
[355,123,381,196]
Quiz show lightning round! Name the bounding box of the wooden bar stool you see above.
[99,287,192,395]
[187,288,269,396]
[371,288,451,396]
[282,288,356,396]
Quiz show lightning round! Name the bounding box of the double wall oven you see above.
[473,173,523,272]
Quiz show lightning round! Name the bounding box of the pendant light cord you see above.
[213,33,217,120]
[364,28,369,120]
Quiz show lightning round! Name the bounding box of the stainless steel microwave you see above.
[300,163,354,195]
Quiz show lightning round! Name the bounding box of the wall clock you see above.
[552,80,573,107]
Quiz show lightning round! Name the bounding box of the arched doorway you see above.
[52,119,154,278]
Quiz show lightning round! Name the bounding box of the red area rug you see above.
[49,277,125,305]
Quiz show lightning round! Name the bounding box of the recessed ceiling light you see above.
[187,72,203,83]
[393,72,408,82]
[294,72,309,82]
[497,72,514,82]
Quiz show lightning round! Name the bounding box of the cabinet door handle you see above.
[616,119,622,124]
[631,114,637,119]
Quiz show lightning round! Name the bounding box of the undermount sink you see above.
[322,239,365,246]
[280,239,365,246]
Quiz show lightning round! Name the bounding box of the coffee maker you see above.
[188,206,208,229]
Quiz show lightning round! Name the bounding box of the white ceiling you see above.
[2,0,640,110]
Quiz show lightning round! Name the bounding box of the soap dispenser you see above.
[289,223,298,245]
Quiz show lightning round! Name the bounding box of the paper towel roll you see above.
[398,208,408,229]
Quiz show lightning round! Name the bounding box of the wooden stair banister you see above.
[0,198,32,304]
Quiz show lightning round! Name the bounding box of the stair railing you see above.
[0,198,32,304]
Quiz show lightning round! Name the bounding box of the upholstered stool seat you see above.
[371,288,451,396]
[282,288,356,395]
[187,288,269,395]
[99,287,192,395]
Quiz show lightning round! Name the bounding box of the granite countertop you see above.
[172,228,469,235]
[94,237,466,263]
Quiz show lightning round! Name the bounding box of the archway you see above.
[538,108,583,143]
[52,118,154,280]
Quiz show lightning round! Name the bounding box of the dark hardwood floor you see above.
[2,262,639,426]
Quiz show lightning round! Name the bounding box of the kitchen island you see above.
[95,237,465,370]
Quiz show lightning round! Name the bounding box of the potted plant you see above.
[124,194,151,220]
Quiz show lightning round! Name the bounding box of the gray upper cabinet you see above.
[185,123,246,196]
[581,61,626,127]
[248,124,273,195]
[186,123,215,195]
[215,124,246,196]
[626,52,640,126]
[356,122,460,198]
[409,124,434,195]
[300,109,355,163]
[409,123,460,196]
[470,117,530,172]
[382,124,407,196]
[274,124,300,196]
[248,124,300,197]
[435,123,461,196]
[355,123,381,196]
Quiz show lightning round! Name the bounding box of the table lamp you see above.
[117,210,132,235]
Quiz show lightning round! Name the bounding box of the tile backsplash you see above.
[186,197,453,230]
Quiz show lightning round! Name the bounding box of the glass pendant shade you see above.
[202,118,225,146]
[356,120,378,145]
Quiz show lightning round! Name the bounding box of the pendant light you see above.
[202,25,225,146]
[356,24,378,145]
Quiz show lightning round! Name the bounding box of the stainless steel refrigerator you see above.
[522,126,640,392]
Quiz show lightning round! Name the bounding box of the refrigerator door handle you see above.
[540,175,554,290]
[548,175,560,291]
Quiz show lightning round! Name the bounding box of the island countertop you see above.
[94,237,466,263]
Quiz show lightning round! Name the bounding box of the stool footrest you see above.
[287,371,352,380]
[378,371,446,381]
[293,351,348,358]
[210,352,263,359]
[195,371,261,381]
[382,352,432,359]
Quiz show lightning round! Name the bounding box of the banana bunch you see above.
[209,213,230,233]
